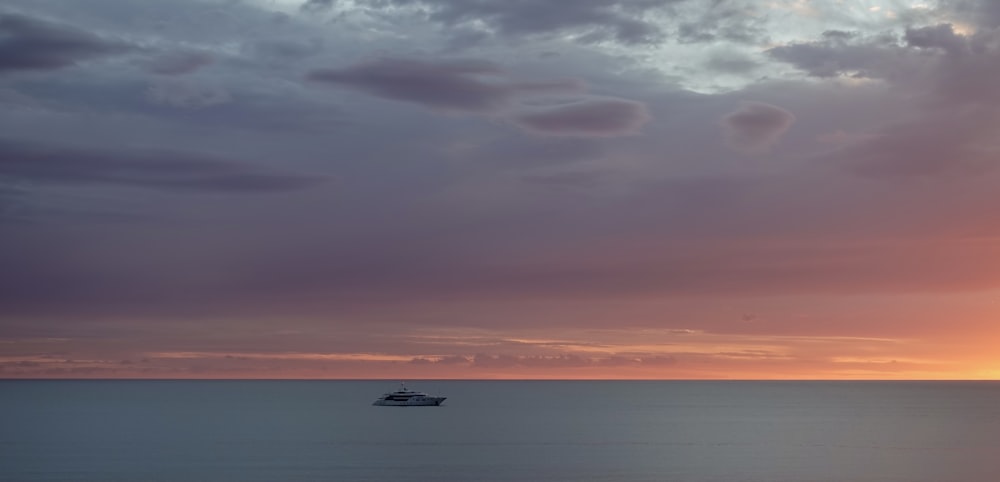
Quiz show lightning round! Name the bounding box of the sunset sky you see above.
[2,0,1000,379]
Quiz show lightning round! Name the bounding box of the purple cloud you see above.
[721,101,795,153]
[511,98,651,137]
[306,57,652,141]
[0,12,129,73]
[307,57,581,113]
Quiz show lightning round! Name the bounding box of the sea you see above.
[2,380,998,482]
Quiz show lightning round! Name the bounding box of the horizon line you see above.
[2,377,998,382]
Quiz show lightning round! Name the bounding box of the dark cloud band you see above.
[0,139,326,193]
[307,57,581,113]
[0,12,130,73]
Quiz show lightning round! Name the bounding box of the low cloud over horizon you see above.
[3,0,1000,380]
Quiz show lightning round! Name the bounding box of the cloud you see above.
[306,57,580,113]
[467,353,678,369]
[470,353,583,368]
[511,98,651,137]
[675,0,767,44]
[906,24,1000,106]
[766,29,910,79]
[146,50,214,75]
[300,0,335,13]
[721,101,795,152]
[437,354,471,364]
[768,23,1000,107]
[904,23,967,54]
[375,0,679,45]
[768,19,1000,177]
[0,138,326,193]
[0,12,129,73]
[410,355,469,365]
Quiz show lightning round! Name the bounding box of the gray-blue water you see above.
[2,380,999,481]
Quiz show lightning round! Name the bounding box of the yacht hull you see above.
[372,397,446,406]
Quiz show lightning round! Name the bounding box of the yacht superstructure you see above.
[372,383,446,406]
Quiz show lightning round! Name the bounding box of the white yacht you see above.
[372,383,446,406]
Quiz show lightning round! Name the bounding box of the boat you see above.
[372,382,446,406]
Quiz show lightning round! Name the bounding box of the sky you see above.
[2,0,1000,380]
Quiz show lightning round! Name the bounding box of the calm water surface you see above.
[2,380,999,481]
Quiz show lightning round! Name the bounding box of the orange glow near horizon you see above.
[3,318,999,380]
